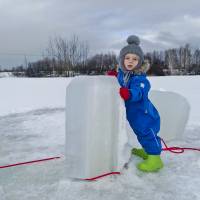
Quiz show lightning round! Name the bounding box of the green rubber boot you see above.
[137,155,164,172]
[131,148,148,160]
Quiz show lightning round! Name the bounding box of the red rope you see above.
[161,138,200,154]
[82,172,121,181]
[0,156,120,181]
[0,138,199,181]
[0,156,61,169]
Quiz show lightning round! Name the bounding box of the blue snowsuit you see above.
[117,68,162,155]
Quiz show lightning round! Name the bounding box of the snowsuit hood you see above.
[131,60,150,75]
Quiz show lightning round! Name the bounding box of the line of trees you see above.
[10,36,200,77]
[146,44,200,75]
[12,35,119,77]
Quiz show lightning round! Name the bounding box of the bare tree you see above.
[178,44,191,72]
[46,35,89,76]
[192,48,200,66]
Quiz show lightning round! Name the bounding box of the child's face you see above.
[124,53,139,71]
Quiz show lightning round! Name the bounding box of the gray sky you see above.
[0,0,200,68]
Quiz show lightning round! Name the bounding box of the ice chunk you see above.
[149,90,190,141]
[65,76,129,179]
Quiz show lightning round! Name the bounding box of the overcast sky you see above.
[0,0,200,68]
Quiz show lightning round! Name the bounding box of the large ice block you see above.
[65,76,128,179]
[149,90,190,141]
[126,90,190,147]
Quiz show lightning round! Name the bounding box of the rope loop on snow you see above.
[161,138,200,154]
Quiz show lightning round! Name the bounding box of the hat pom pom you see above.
[127,35,140,45]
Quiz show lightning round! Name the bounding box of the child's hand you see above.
[119,87,131,101]
[106,70,118,77]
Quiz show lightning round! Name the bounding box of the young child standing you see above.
[117,35,164,172]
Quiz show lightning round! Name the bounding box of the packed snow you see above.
[0,76,200,200]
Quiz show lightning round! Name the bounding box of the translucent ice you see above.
[65,76,129,179]
[149,90,190,141]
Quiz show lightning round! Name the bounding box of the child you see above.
[117,35,164,172]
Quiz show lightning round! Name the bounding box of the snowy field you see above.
[0,76,200,200]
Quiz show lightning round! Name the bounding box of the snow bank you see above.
[0,72,13,78]
[0,77,72,116]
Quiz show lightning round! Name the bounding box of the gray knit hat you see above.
[119,35,144,71]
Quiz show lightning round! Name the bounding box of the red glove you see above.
[106,70,118,77]
[119,87,130,101]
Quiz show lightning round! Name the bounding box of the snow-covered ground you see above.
[0,76,200,200]
[0,72,14,78]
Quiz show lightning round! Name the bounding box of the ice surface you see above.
[0,76,200,200]
[65,76,129,179]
